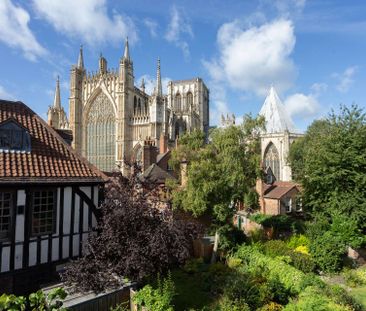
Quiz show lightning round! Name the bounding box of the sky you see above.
[1,0,366,131]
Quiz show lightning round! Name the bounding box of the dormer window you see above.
[0,119,31,152]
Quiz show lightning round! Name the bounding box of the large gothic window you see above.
[86,93,116,172]
[186,92,193,110]
[264,142,280,180]
[175,93,181,111]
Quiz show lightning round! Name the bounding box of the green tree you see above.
[289,105,366,230]
[169,115,264,258]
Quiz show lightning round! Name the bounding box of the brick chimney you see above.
[159,132,168,154]
[143,142,158,171]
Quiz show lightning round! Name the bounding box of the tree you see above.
[169,115,264,258]
[289,105,366,231]
[289,105,366,271]
[62,173,201,292]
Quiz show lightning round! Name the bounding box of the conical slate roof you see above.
[259,86,295,133]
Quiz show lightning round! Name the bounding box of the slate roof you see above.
[259,86,295,134]
[0,100,107,184]
[263,181,299,199]
[139,163,175,184]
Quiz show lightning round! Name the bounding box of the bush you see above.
[343,267,366,288]
[218,296,250,311]
[309,231,347,272]
[259,302,284,311]
[287,234,309,249]
[227,257,242,269]
[182,258,204,274]
[235,245,306,294]
[133,273,175,311]
[217,225,246,252]
[288,252,316,273]
[263,240,291,258]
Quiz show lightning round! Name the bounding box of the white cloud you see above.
[205,19,297,96]
[271,0,306,17]
[332,66,357,93]
[284,92,319,118]
[32,0,137,45]
[0,85,15,100]
[144,18,158,38]
[0,0,46,61]
[137,75,171,95]
[310,82,328,94]
[165,6,193,60]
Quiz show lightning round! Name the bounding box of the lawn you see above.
[171,266,213,311]
[350,286,366,308]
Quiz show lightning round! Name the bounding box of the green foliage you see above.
[217,296,250,311]
[182,258,204,274]
[0,287,67,311]
[262,240,291,258]
[170,117,264,225]
[343,267,366,288]
[309,230,346,272]
[217,224,246,252]
[249,214,304,235]
[0,294,26,311]
[133,273,175,311]
[109,303,129,311]
[286,234,310,249]
[289,105,366,236]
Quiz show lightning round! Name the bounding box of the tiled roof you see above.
[0,100,107,184]
[263,181,299,199]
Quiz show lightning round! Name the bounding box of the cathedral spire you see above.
[77,45,84,69]
[155,57,162,97]
[123,37,130,61]
[53,76,61,109]
[141,78,145,93]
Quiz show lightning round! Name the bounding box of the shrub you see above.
[218,296,250,311]
[288,252,316,273]
[263,240,291,258]
[227,257,242,269]
[309,231,347,272]
[133,273,175,311]
[343,267,366,288]
[294,245,309,255]
[235,245,306,294]
[259,302,284,311]
[182,258,204,274]
[287,234,309,249]
[217,224,246,252]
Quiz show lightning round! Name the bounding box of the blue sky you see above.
[1,0,366,130]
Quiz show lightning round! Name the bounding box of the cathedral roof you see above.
[0,100,107,184]
[259,86,295,134]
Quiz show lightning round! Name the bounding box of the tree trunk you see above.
[210,231,220,264]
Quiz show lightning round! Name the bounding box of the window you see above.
[0,192,12,240]
[86,92,116,172]
[295,197,303,212]
[264,142,280,180]
[31,190,56,236]
[0,120,31,152]
[175,93,181,111]
[283,197,292,213]
[186,92,193,110]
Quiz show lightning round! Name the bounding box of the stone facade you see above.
[259,87,303,181]
[49,40,209,173]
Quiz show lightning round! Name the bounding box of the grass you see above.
[350,286,366,308]
[171,267,213,311]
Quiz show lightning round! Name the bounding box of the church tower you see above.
[259,86,303,181]
[69,46,85,152]
[47,76,69,129]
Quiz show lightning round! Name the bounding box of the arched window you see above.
[133,144,143,167]
[138,98,142,115]
[186,92,193,110]
[175,93,181,111]
[86,93,116,172]
[175,119,186,138]
[264,142,280,180]
[134,96,137,115]
[145,101,149,115]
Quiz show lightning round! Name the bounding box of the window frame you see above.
[0,190,15,241]
[30,188,57,237]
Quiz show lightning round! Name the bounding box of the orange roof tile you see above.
[0,100,107,184]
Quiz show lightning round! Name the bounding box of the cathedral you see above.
[48,39,209,173]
